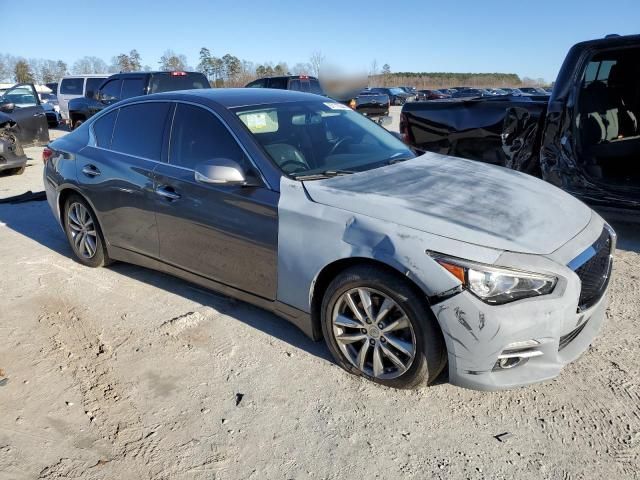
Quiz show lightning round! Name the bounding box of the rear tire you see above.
[321,265,446,389]
[10,166,25,175]
[63,194,111,268]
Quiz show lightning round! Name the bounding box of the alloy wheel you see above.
[67,202,98,259]
[332,287,416,380]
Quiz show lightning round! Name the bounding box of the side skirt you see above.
[108,245,317,340]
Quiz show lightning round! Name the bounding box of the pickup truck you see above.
[68,71,209,129]
[400,34,640,217]
[344,90,390,121]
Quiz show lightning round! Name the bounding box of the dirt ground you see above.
[0,120,639,479]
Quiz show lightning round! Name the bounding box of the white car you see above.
[57,74,108,121]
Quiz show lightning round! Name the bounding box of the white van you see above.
[57,74,108,121]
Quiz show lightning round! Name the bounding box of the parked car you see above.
[57,74,109,122]
[42,102,61,127]
[0,83,49,148]
[245,75,324,94]
[0,112,28,175]
[518,87,550,95]
[451,88,487,98]
[44,88,614,391]
[400,34,640,217]
[68,71,210,129]
[416,89,451,100]
[344,90,390,120]
[45,82,58,95]
[369,87,412,105]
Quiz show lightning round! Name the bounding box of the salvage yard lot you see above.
[1,120,639,479]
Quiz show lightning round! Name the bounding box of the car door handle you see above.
[81,164,101,177]
[155,186,181,201]
[33,112,45,117]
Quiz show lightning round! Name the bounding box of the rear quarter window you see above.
[93,110,118,148]
[60,78,84,95]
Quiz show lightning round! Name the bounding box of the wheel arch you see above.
[309,256,430,341]
[57,187,104,239]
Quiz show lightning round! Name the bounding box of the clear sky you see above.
[2,0,638,82]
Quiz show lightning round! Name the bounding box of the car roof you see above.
[127,88,328,109]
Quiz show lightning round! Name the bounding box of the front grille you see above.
[559,320,588,351]
[571,228,613,312]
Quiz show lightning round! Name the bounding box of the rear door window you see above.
[93,110,118,148]
[60,78,84,95]
[169,103,248,170]
[111,102,170,159]
[121,78,146,99]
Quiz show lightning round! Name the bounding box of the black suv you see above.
[68,71,209,129]
[245,75,324,95]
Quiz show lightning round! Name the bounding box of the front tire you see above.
[321,265,446,389]
[63,194,110,268]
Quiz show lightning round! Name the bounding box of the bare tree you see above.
[292,62,312,75]
[14,60,34,83]
[309,50,325,77]
[158,50,188,71]
[370,59,378,76]
[72,56,108,74]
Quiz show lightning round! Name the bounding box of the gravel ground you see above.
[0,123,639,479]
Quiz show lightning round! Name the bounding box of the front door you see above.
[153,103,278,299]
[0,84,49,146]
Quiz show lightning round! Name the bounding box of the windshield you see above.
[149,72,209,93]
[388,88,405,95]
[234,100,414,178]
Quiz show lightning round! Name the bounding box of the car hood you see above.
[302,152,592,255]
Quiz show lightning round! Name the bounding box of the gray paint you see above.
[302,153,592,255]
[276,157,609,390]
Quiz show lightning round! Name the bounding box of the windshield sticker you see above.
[238,109,279,133]
[323,102,351,111]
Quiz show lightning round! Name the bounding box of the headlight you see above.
[428,253,557,305]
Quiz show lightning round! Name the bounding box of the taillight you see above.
[42,146,53,164]
[170,71,187,76]
[349,98,356,109]
[399,113,412,144]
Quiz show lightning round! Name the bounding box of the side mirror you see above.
[194,158,247,185]
[0,102,15,113]
[378,116,392,127]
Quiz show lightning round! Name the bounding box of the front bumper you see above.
[430,216,612,391]
[433,287,608,391]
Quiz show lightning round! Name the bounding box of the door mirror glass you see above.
[194,158,247,185]
[0,102,15,113]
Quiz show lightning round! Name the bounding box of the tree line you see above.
[370,71,527,88]
[1,50,543,89]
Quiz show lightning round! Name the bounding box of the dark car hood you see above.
[302,153,592,255]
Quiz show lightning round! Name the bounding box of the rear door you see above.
[78,101,171,257]
[153,102,278,299]
[0,83,49,146]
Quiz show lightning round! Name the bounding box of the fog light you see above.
[497,357,525,369]
[494,340,543,371]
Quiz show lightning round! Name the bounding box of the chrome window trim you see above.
[88,98,272,189]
